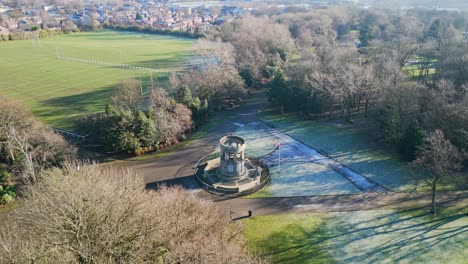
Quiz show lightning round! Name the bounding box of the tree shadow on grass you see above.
[34,84,116,129]
[33,72,178,129]
[341,212,466,263]
[256,208,467,263]
[130,53,193,69]
[252,221,333,264]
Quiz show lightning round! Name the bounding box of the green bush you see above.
[1,193,13,204]
[0,184,16,205]
[0,170,11,183]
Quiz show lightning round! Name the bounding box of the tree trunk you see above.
[357,96,362,113]
[430,179,437,215]
[365,98,369,118]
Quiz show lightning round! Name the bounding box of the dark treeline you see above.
[104,24,203,39]
[0,28,66,41]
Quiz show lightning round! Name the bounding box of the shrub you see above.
[0,185,16,204]
[0,170,11,183]
[134,147,144,156]
[1,193,13,204]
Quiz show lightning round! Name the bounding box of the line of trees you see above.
[0,28,66,41]
[79,79,205,155]
[105,24,203,38]
[160,17,296,112]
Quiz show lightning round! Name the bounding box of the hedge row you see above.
[0,29,66,42]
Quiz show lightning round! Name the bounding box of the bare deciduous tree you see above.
[413,130,463,214]
[0,96,76,183]
[111,78,143,111]
[0,163,260,263]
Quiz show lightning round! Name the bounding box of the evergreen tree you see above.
[425,19,441,39]
[359,23,374,47]
[269,70,289,113]
[136,110,159,148]
[377,102,401,144]
[399,121,426,161]
[175,85,193,106]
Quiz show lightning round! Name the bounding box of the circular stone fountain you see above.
[195,135,269,196]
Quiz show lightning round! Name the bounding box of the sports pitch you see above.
[0,30,194,129]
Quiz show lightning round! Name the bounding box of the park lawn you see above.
[258,111,429,192]
[235,122,361,197]
[244,213,333,264]
[248,162,362,198]
[403,64,436,77]
[244,206,468,264]
[325,208,468,264]
[234,122,278,158]
[0,30,194,129]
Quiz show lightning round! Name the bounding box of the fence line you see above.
[51,127,86,141]
[56,55,171,74]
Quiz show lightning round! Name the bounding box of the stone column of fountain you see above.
[218,135,248,180]
[195,135,269,196]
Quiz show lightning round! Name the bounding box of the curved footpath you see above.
[118,95,468,217]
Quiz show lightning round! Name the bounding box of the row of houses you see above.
[0,0,247,35]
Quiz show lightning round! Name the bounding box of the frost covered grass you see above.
[249,162,361,197]
[244,206,468,264]
[235,122,362,197]
[234,122,278,158]
[259,111,426,192]
[325,208,468,264]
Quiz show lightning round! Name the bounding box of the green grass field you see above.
[244,206,468,264]
[0,30,194,129]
